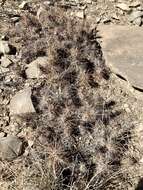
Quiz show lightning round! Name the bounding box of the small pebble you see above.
[0,40,10,55]
[37,6,45,20]
[11,16,20,23]
[139,157,143,163]
[1,56,12,67]
[83,0,92,3]
[75,11,84,19]
[0,132,5,138]
[103,18,111,23]
[96,17,101,23]
[0,66,9,74]
[28,140,34,147]
[112,13,120,20]
[79,163,86,173]
[19,1,29,9]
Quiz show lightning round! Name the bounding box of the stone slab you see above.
[98,25,143,89]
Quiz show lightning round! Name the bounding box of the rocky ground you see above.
[0,0,143,190]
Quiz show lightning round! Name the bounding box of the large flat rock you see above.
[98,25,143,89]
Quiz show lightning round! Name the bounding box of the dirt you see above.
[0,0,143,190]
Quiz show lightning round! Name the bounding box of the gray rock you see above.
[1,56,12,67]
[98,25,143,89]
[116,3,130,11]
[0,132,5,138]
[102,18,111,24]
[73,10,84,19]
[26,56,48,79]
[112,13,120,20]
[83,0,92,3]
[26,62,41,79]
[129,10,143,22]
[10,88,36,115]
[19,1,28,9]
[0,66,9,74]
[0,40,10,55]
[129,1,140,8]
[11,16,20,23]
[37,6,45,20]
[0,136,22,161]
[133,17,142,26]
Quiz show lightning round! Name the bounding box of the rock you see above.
[102,18,111,23]
[137,6,143,11]
[5,75,12,83]
[28,140,34,147]
[43,0,54,5]
[0,132,5,138]
[0,136,22,161]
[1,56,12,67]
[79,4,87,10]
[0,40,10,55]
[98,25,143,90]
[74,11,84,19]
[25,56,48,79]
[79,163,86,173]
[96,17,101,23]
[0,66,9,74]
[11,16,20,23]
[133,17,142,26]
[1,35,9,41]
[10,88,36,115]
[19,1,28,9]
[26,62,41,79]
[112,13,120,20]
[83,0,92,3]
[129,1,140,8]
[37,6,45,20]
[116,3,130,11]
[124,104,131,113]
[129,10,143,22]
[139,157,143,163]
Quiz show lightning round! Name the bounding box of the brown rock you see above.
[98,25,143,89]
